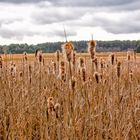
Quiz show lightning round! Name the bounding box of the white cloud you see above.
[0,0,140,44]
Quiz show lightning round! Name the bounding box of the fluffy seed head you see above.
[62,42,74,62]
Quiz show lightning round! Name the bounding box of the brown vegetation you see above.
[0,43,140,139]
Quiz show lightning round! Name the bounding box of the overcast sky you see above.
[0,0,140,45]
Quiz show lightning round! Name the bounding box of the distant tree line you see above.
[0,40,140,54]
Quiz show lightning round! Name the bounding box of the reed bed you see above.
[0,43,140,140]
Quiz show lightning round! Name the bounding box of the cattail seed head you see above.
[56,50,60,62]
[0,56,2,68]
[52,61,57,74]
[81,67,86,82]
[72,51,76,65]
[71,76,76,91]
[54,103,61,118]
[47,97,55,114]
[79,57,85,68]
[110,53,115,65]
[94,72,100,84]
[39,52,42,63]
[29,64,32,74]
[10,63,16,77]
[100,58,105,69]
[35,49,39,58]
[23,52,27,61]
[88,40,96,60]
[127,51,131,61]
[117,61,121,78]
[129,70,133,81]
[19,71,23,77]
[62,42,74,62]
[59,61,66,82]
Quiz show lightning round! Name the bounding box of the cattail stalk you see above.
[62,42,74,84]
[88,39,97,75]
[117,61,121,102]
[56,50,60,75]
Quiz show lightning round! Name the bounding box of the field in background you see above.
[0,51,140,139]
[1,52,140,61]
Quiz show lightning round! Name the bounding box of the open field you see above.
[0,49,140,139]
[1,52,140,61]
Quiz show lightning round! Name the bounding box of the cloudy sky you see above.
[0,0,140,45]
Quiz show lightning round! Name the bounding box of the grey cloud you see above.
[49,0,138,7]
[70,11,140,34]
[0,28,38,40]
[0,0,138,8]
[0,18,22,26]
[0,0,44,4]
[31,8,85,25]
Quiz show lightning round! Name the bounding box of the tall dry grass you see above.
[0,44,140,140]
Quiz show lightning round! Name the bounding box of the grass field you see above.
[0,47,140,139]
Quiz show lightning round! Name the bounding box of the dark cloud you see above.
[0,28,38,40]
[0,0,44,4]
[0,0,138,8]
[31,8,85,24]
[48,0,138,7]
[70,10,140,34]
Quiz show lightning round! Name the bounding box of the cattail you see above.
[110,53,115,65]
[72,51,76,72]
[0,56,2,68]
[81,67,86,82]
[62,42,74,62]
[35,49,39,58]
[54,103,61,118]
[79,57,85,68]
[71,76,76,91]
[129,70,133,81]
[56,50,60,62]
[127,51,131,61]
[100,58,105,69]
[39,52,42,63]
[52,61,57,74]
[117,61,121,78]
[56,50,60,75]
[47,97,55,115]
[59,61,66,82]
[92,57,98,71]
[10,63,16,77]
[29,64,32,74]
[94,72,100,84]
[19,71,23,81]
[88,40,96,59]
[23,52,27,61]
